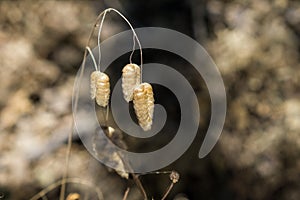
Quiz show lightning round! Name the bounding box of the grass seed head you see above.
[133,82,154,131]
[122,63,141,102]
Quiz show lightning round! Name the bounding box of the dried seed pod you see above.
[122,63,141,102]
[90,71,101,99]
[170,171,180,183]
[90,71,110,107]
[96,72,110,107]
[133,83,154,131]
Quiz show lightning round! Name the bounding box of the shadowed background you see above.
[0,0,299,199]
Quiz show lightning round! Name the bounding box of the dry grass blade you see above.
[92,126,147,199]
[122,188,130,200]
[30,178,104,200]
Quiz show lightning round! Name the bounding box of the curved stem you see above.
[161,183,174,200]
[97,8,143,82]
[86,47,98,71]
[97,10,108,71]
[138,170,173,176]
[122,188,130,200]
[129,34,136,64]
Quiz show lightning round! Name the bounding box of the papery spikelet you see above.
[133,83,154,131]
[90,71,101,99]
[122,63,141,102]
[91,71,110,107]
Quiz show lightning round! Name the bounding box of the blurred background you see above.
[0,0,300,199]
